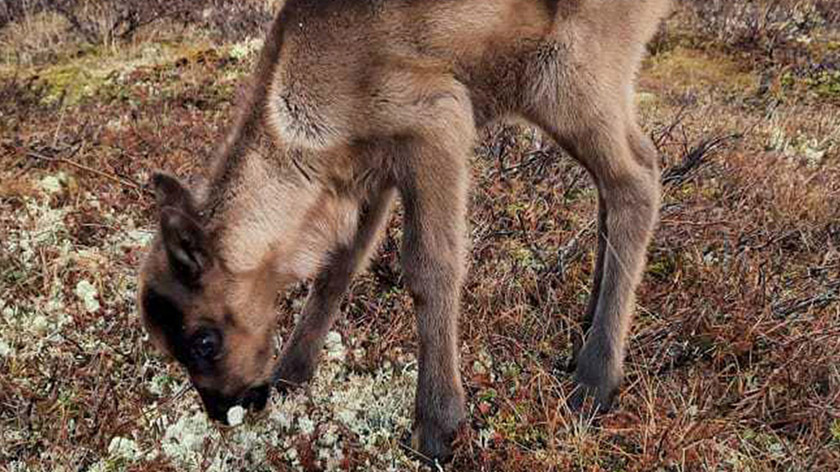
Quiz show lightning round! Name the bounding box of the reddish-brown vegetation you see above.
[1,1,838,470]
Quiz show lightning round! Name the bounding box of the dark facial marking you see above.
[142,288,187,363]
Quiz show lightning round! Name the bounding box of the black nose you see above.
[195,385,271,424]
[196,388,236,424]
[241,384,270,411]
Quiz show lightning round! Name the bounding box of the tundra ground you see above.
[1,1,839,471]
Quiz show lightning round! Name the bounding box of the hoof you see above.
[272,355,316,394]
[570,339,622,414]
[567,381,616,415]
[400,423,458,468]
[273,377,305,395]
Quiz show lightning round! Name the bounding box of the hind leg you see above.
[532,99,660,409]
[572,125,659,410]
[568,193,607,372]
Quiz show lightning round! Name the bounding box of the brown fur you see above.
[138,0,670,462]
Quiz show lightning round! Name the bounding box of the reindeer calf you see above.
[138,0,670,462]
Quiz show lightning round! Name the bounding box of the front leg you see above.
[274,187,395,391]
[396,98,475,462]
[400,158,468,463]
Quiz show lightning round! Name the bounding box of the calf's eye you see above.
[190,328,221,362]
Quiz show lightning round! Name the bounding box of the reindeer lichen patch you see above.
[161,410,217,467]
[38,173,64,195]
[107,436,141,462]
[324,330,346,361]
[767,124,836,168]
[229,37,264,61]
[0,339,13,357]
[74,280,101,313]
[143,331,420,471]
[117,228,155,249]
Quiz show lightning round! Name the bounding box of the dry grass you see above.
[1,1,839,471]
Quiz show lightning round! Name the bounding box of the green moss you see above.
[647,252,678,282]
[477,388,498,403]
[807,70,840,98]
[0,36,245,106]
[506,202,528,216]
[643,47,758,94]
[488,409,548,448]
[780,71,797,89]
[511,246,541,270]
[778,66,840,101]
[38,64,104,104]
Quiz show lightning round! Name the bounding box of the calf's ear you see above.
[152,172,197,214]
[151,172,208,283]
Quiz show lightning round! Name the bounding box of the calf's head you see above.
[138,173,276,422]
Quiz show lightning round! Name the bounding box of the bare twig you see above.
[556,219,596,278]
[662,133,742,186]
[772,282,840,318]
[26,150,152,196]
[652,104,689,151]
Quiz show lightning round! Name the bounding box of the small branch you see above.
[26,151,153,196]
[556,219,596,278]
[662,133,742,186]
[653,104,689,151]
[51,5,101,45]
[772,281,840,318]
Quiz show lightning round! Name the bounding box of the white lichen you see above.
[74,279,101,313]
[2,192,423,471]
[161,410,216,466]
[324,330,346,361]
[0,339,13,358]
[38,172,67,195]
[148,330,421,471]
[147,372,173,397]
[297,414,315,435]
[229,37,264,61]
[107,436,141,461]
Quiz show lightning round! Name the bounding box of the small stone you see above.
[227,406,246,426]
